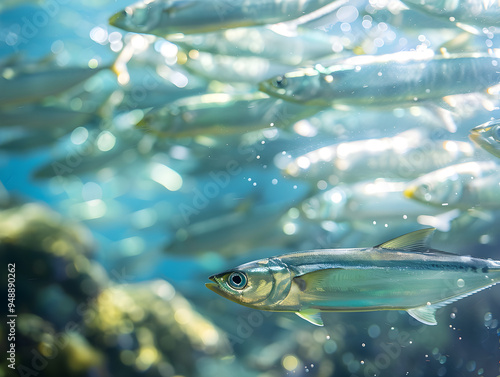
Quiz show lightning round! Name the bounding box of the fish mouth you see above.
[205,275,238,302]
[109,11,125,27]
[468,131,483,146]
[205,275,220,293]
[403,185,416,199]
[205,282,218,292]
[258,81,287,99]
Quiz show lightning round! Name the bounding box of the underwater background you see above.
[0,0,500,376]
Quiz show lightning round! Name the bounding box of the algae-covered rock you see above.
[84,279,232,376]
[0,203,232,377]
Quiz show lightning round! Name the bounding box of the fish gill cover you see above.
[0,0,499,376]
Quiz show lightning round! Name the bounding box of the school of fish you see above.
[1,0,500,375]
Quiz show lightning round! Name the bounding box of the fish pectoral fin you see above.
[407,305,438,326]
[376,228,435,252]
[296,309,324,326]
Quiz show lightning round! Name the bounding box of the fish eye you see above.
[227,271,247,290]
[419,183,431,193]
[273,76,288,89]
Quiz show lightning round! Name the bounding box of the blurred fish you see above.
[301,179,444,224]
[400,0,500,31]
[181,52,296,84]
[117,84,207,111]
[32,128,145,179]
[259,50,500,106]
[470,119,500,158]
[207,228,500,326]
[0,63,112,107]
[0,105,96,129]
[282,129,474,183]
[166,177,311,255]
[170,26,349,66]
[109,0,340,36]
[138,92,325,138]
[0,129,74,152]
[404,161,500,209]
[0,0,43,12]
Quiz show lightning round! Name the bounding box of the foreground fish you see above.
[109,0,337,36]
[470,119,500,158]
[259,50,500,106]
[207,228,500,326]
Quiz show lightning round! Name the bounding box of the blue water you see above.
[1,1,500,377]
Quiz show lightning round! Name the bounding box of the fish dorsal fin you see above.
[296,309,324,326]
[375,228,435,252]
[407,305,438,325]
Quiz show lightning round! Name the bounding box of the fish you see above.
[206,228,500,326]
[282,129,474,183]
[109,0,339,36]
[301,179,444,224]
[137,92,324,138]
[470,119,500,158]
[400,0,500,30]
[259,50,500,106]
[0,64,110,107]
[181,52,296,85]
[404,161,500,209]
[0,105,96,129]
[169,25,350,66]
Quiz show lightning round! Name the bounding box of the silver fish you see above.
[182,52,295,85]
[404,161,500,209]
[283,129,474,183]
[207,228,500,326]
[0,65,108,107]
[169,26,349,66]
[259,50,500,106]
[301,179,444,224]
[137,92,324,138]
[0,105,96,129]
[400,0,500,29]
[470,119,500,158]
[109,0,337,36]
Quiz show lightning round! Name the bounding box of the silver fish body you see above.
[207,228,500,326]
[109,0,336,36]
[138,92,324,138]
[301,180,444,223]
[404,161,500,209]
[400,0,500,28]
[259,50,500,106]
[470,119,500,158]
[283,129,474,183]
[170,26,349,66]
[0,65,107,107]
